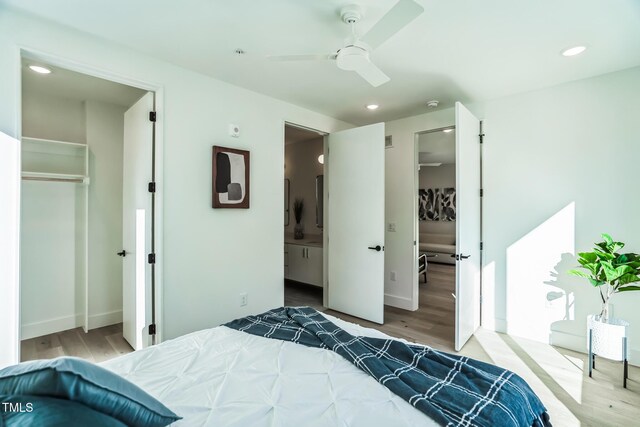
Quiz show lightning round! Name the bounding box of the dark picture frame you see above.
[212,146,250,209]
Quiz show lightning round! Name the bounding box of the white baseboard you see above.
[21,310,123,340]
[21,314,82,340]
[384,293,416,311]
[88,310,122,330]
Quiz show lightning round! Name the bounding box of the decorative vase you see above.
[294,223,304,240]
[587,314,629,361]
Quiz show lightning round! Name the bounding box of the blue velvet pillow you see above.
[0,357,180,427]
[1,394,127,427]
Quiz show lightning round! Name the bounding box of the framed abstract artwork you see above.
[212,146,250,209]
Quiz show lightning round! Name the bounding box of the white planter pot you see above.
[587,314,629,361]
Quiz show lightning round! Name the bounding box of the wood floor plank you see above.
[58,328,94,362]
[82,329,119,362]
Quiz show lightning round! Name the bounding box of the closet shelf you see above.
[22,171,90,184]
[22,136,87,148]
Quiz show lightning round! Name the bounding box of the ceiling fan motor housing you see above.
[336,45,370,71]
[340,4,363,24]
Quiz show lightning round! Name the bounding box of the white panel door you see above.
[0,132,20,367]
[327,123,385,324]
[455,102,482,351]
[122,92,154,350]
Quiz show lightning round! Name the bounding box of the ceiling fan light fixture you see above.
[561,46,586,57]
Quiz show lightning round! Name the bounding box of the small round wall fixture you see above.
[366,104,379,110]
[318,154,324,164]
[426,100,439,108]
[562,46,586,57]
[29,65,51,74]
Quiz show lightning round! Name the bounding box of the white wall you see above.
[384,110,455,310]
[85,100,125,329]
[20,181,80,338]
[284,137,324,236]
[418,164,456,236]
[475,66,640,364]
[0,132,21,368]
[22,89,86,143]
[384,66,640,364]
[0,9,351,365]
[20,90,86,339]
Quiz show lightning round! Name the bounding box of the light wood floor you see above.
[285,263,640,427]
[20,323,133,363]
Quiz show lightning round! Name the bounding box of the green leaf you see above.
[568,269,592,279]
[617,285,640,292]
[609,242,625,253]
[594,250,615,260]
[602,234,613,245]
[618,274,640,285]
[578,252,598,263]
[602,262,621,282]
[588,278,606,287]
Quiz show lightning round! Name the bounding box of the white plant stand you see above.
[587,314,629,388]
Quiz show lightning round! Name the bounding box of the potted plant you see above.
[293,198,304,239]
[568,233,640,362]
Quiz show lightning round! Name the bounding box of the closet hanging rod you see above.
[21,176,89,184]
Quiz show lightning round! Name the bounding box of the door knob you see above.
[368,245,383,252]
[453,254,470,260]
[117,250,127,257]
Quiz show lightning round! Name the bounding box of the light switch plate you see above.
[388,222,396,232]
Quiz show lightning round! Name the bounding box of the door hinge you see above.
[148,253,156,264]
[148,324,157,335]
[480,241,484,250]
[149,111,157,122]
[480,189,484,197]
[479,133,485,144]
[148,182,156,193]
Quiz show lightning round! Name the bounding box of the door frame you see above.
[282,121,329,306]
[14,47,165,359]
[413,123,484,333]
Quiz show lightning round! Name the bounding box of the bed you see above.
[101,311,439,426]
[98,307,549,427]
[1,307,549,426]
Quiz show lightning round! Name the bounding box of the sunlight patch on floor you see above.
[474,328,581,427]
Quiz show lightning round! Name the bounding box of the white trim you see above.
[88,310,123,331]
[21,314,83,340]
[384,293,416,311]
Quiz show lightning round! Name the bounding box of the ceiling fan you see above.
[268,0,424,87]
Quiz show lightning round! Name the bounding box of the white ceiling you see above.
[418,129,455,164]
[22,61,146,108]
[5,0,640,125]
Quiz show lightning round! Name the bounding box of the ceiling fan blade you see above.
[354,61,390,87]
[268,54,336,61]
[361,0,424,50]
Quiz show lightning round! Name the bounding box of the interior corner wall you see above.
[418,164,456,236]
[384,110,455,310]
[284,137,324,236]
[20,91,86,340]
[0,8,352,365]
[85,100,125,330]
[473,66,640,364]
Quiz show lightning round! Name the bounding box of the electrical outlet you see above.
[388,222,396,232]
[240,292,248,306]
[390,271,397,281]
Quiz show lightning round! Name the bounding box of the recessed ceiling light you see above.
[318,154,324,165]
[419,162,442,167]
[561,46,586,57]
[366,104,379,110]
[29,65,51,74]
[443,129,453,133]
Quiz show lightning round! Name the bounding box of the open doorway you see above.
[283,123,326,311]
[19,58,156,362]
[415,126,457,348]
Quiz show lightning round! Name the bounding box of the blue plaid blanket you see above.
[225,306,551,427]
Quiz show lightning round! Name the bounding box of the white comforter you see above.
[102,313,438,427]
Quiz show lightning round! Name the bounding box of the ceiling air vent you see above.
[385,135,393,149]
